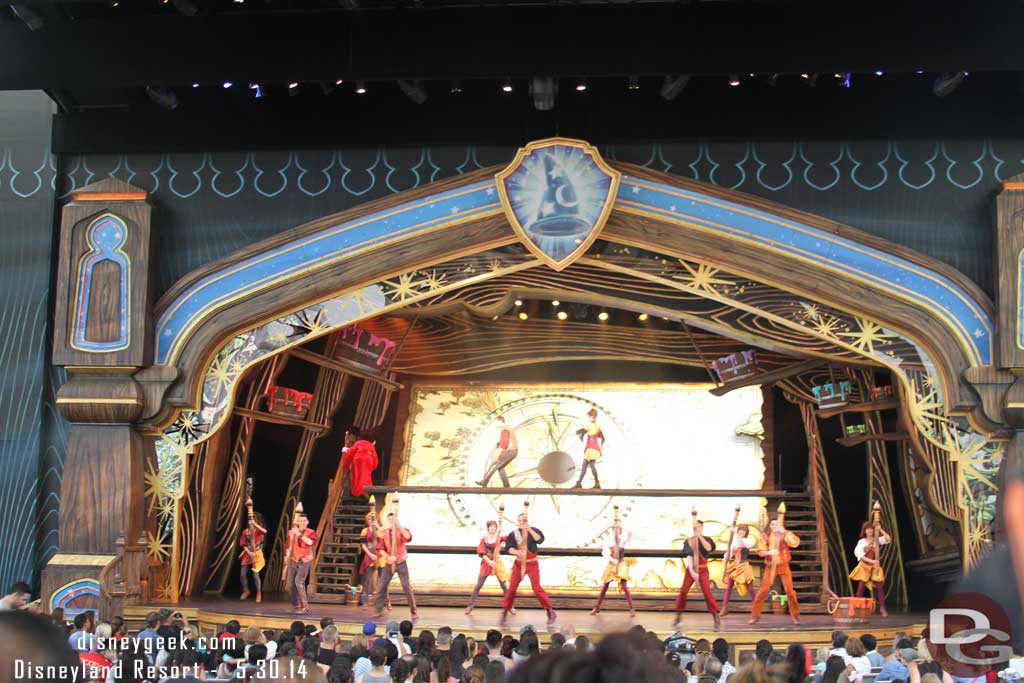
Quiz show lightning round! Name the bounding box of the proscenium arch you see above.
[151,160,994,436]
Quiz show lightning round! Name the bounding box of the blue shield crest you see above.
[496,138,620,270]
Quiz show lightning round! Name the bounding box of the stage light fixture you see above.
[519,312,529,320]
[398,79,428,105]
[557,311,568,320]
[837,72,851,89]
[660,74,692,101]
[575,78,587,92]
[800,73,818,86]
[598,311,609,321]
[288,82,300,94]
[637,313,648,321]
[145,86,179,111]
[450,79,462,94]
[551,300,560,307]
[728,74,741,87]
[502,78,513,93]
[530,76,557,111]
[874,70,884,76]
[627,75,640,91]
[933,71,967,97]
[222,81,233,89]
[356,81,367,94]
[192,82,200,88]
[514,299,523,307]
[249,83,264,99]
[335,79,344,86]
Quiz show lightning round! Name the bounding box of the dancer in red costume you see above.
[501,511,557,626]
[341,426,379,497]
[672,510,721,631]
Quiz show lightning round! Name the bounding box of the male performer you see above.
[850,520,892,617]
[239,505,267,603]
[341,427,379,497]
[477,416,519,488]
[283,507,318,615]
[590,519,635,617]
[501,512,557,626]
[465,520,511,615]
[375,511,419,623]
[748,515,801,625]
[672,517,721,630]
[574,408,604,489]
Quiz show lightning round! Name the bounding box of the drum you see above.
[828,596,875,625]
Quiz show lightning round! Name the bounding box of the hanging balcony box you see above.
[870,385,894,401]
[812,380,852,409]
[845,423,868,437]
[711,350,760,383]
[265,386,313,417]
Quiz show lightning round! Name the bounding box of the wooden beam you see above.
[817,399,900,419]
[290,347,403,391]
[835,432,909,447]
[233,406,329,433]
[709,359,821,397]
[365,486,790,498]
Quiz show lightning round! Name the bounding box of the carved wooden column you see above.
[41,179,154,617]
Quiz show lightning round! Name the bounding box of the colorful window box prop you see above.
[870,385,894,401]
[265,386,313,416]
[711,350,760,383]
[845,423,868,437]
[812,381,852,409]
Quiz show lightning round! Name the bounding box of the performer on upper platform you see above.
[501,506,557,626]
[357,509,384,606]
[239,501,267,604]
[574,408,604,489]
[476,416,519,488]
[591,507,635,617]
[672,509,720,630]
[720,523,755,616]
[341,426,379,498]
[749,504,801,625]
[465,519,511,615]
[850,516,891,617]
[375,499,418,623]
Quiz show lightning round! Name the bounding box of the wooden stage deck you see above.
[124,596,926,651]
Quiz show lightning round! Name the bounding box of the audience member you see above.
[574,635,591,653]
[435,653,459,683]
[846,637,871,674]
[358,646,391,683]
[861,634,883,669]
[400,621,417,655]
[0,581,31,610]
[413,655,432,683]
[739,654,755,668]
[755,640,773,669]
[417,631,437,659]
[821,656,847,683]
[463,665,486,683]
[829,633,851,665]
[69,610,96,652]
[329,656,355,683]
[877,644,917,682]
[548,633,566,650]
[484,660,506,683]
[784,644,806,683]
[713,638,735,683]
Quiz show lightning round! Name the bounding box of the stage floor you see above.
[124,597,926,649]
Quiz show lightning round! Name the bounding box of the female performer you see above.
[358,510,384,606]
[574,408,604,489]
[464,520,513,615]
[590,516,635,617]
[719,523,755,616]
[849,520,891,617]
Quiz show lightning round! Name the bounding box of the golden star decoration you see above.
[146,531,172,562]
[422,270,447,291]
[144,465,172,513]
[812,315,842,338]
[488,259,504,273]
[672,261,733,296]
[799,302,821,321]
[383,272,419,301]
[838,318,896,354]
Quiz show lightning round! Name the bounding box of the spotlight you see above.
[398,79,428,104]
[933,71,967,97]
[557,311,568,320]
[837,72,851,89]
[800,73,818,86]
[728,74,741,87]
[874,70,884,76]
[660,74,692,101]
[514,299,523,307]
[335,79,344,86]
[450,79,462,94]
[530,76,557,111]
[192,82,200,88]
[519,312,529,321]
[637,313,648,321]
[355,81,367,94]
[249,83,264,99]
[288,81,300,91]
[598,311,609,321]
[915,70,924,74]
[627,75,640,91]
[502,78,513,93]
[222,81,233,89]
[10,3,43,29]
[575,78,587,92]
[145,86,178,111]
[551,300,560,307]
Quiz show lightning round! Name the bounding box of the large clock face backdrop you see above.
[399,384,767,590]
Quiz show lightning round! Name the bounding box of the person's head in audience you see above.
[329,656,354,683]
[1,581,31,610]
[280,642,299,658]
[846,638,866,658]
[784,644,805,683]
[561,625,576,641]
[755,640,773,666]
[249,643,269,665]
[738,653,755,668]
[705,658,723,679]
[473,653,490,671]
[861,634,877,654]
[401,620,414,639]
[895,637,913,652]
[369,645,387,668]
[815,647,829,665]
[292,621,307,639]
[452,635,470,665]
[389,658,410,683]
[484,660,506,683]
[574,635,591,652]
[303,636,321,661]
[417,630,436,657]
[831,632,848,651]
[438,653,457,682]
[384,640,399,666]
[111,616,127,638]
[438,626,453,651]
[712,638,730,665]
[892,633,908,650]
[821,656,847,683]
[94,621,113,642]
[413,655,432,683]
[509,632,687,683]
[0,612,81,680]
[693,653,709,675]
[549,633,566,650]
[224,619,241,636]
[500,637,515,660]
[486,630,502,653]
[463,665,486,683]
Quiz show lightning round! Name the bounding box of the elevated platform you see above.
[364,486,791,498]
[124,596,925,651]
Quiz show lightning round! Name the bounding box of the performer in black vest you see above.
[501,511,557,626]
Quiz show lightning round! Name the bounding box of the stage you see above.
[123,597,926,650]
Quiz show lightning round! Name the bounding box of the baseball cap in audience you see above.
[362,622,376,636]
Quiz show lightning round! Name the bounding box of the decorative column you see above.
[42,179,155,618]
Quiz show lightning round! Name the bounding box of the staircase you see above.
[778,492,827,612]
[308,485,372,603]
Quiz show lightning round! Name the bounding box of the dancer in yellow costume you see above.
[574,408,604,489]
